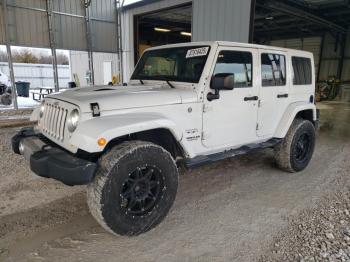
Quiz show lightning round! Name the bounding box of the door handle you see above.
[277,94,289,98]
[244,96,258,101]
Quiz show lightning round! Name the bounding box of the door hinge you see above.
[256,123,259,130]
[258,100,262,108]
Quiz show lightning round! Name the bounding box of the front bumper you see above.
[12,127,97,186]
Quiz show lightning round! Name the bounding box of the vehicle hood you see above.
[47,84,198,112]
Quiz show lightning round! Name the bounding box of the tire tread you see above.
[274,118,315,173]
[87,140,177,236]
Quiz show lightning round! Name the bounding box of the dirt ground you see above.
[0,101,350,262]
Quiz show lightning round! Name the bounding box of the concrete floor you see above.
[1,101,350,262]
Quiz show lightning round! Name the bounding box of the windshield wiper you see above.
[134,76,175,88]
[166,80,175,89]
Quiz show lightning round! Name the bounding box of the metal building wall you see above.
[92,52,119,84]
[192,0,252,43]
[69,51,89,86]
[52,0,88,51]
[70,51,119,86]
[270,37,322,78]
[0,1,4,44]
[318,32,348,81]
[121,0,192,81]
[122,0,253,81]
[3,0,50,48]
[0,62,70,88]
[89,0,118,52]
[0,0,120,109]
[270,34,350,82]
[0,0,118,52]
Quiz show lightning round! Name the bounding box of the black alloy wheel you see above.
[121,165,164,216]
[294,133,311,163]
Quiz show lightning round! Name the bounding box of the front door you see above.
[257,51,289,137]
[202,47,259,149]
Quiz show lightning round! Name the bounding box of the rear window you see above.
[292,57,312,85]
[261,53,286,87]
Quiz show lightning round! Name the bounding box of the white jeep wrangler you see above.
[12,41,319,236]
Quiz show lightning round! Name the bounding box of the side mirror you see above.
[211,73,235,90]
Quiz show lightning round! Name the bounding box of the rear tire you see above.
[87,141,178,236]
[274,119,315,172]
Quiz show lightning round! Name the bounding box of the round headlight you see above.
[67,109,80,133]
[39,101,45,118]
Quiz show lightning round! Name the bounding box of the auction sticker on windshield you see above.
[186,47,209,58]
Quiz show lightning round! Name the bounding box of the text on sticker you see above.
[186,47,209,58]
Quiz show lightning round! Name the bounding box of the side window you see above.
[261,53,286,87]
[213,51,253,88]
[292,57,312,85]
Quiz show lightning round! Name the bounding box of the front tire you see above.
[87,141,178,236]
[274,119,315,172]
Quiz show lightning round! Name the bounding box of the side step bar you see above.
[184,138,282,169]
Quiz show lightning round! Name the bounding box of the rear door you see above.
[257,50,289,137]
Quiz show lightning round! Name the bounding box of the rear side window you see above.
[261,53,286,87]
[292,57,312,85]
[213,51,253,88]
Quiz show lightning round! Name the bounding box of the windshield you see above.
[131,46,210,83]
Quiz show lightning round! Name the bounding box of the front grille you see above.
[41,102,68,141]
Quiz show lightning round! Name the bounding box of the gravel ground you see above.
[0,127,84,256]
[260,159,350,262]
[0,109,33,118]
[260,101,350,262]
[0,101,349,261]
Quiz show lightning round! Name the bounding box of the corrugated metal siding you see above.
[53,14,88,51]
[91,20,118,52]
[0,1,5,44]
[7,1,50,48]
[89,0,115,21]
[89,0,118,52]
[52,0,84,16]
[192,0,251,43]
[10,0,46,9]
[318,32,342,81]
[0,0,118,52]
[121,0,191,81]
[270,37,322,79]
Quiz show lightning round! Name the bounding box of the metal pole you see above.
[84,0,94,85]
[248,0,256,43]
[46,0,59,92]
[337,34,346,80]
[116,0,125,84]
[317,33,325,82]
[2,0,18,109]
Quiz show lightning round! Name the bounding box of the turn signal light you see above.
[97,138,107,147]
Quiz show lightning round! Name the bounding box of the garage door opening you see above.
[134,4,192,63]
